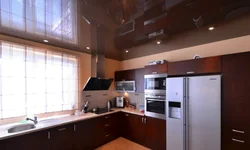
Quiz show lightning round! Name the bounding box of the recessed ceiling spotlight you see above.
[208,27,215,31]
[43,40,49,43]
[125,50,129,53]
[157,41,161,45]
[86,47,90,50]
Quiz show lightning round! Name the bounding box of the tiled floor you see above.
[95,137,151,150]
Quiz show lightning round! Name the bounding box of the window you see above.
[0,41,79,119]
[0,0,77,43]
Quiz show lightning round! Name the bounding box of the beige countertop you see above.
[0,108,144,141]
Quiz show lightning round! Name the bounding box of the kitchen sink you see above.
[8,123,36,133]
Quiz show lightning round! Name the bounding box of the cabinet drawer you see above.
[222,126,250,150]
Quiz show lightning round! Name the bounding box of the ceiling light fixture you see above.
[43,40,49,43]
[208,27,215,31]
[86,47,90,50]
[125,50,129,53]
[157,41,161,45]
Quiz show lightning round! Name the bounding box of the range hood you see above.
[82,16,113,91]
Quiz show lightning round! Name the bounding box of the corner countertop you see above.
[0,108,144,141]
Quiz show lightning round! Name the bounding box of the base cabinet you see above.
[49,124,74,150]
[121,113,166,150]
[144,117,166,150]
[0,112,165,150]
[2,130,49,150]
[121,113,145,145]
[74,113,120,150]
[73,118,98,150]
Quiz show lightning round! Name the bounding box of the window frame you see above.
[0,40,80,120]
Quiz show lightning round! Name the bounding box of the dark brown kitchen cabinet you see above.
[101,113,120,143]
[1,130,49,150]
[115,69,135,81]
[73,118,98,150]
[144,116,166,150]
[222,52,250,150]
[74,113,120,150]
[121,113,145,146]
[145,63,168,74]
[49,124,74,150]
[121,113,166,149]
[168,56,221,76]
[135,68,146,93]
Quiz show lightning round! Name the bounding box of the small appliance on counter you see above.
[116,96,125,108]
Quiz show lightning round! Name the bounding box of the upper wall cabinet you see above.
[115,70,135,81]
[168,56,221,76]
[145,63,168,74]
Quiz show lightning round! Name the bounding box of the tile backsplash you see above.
[81,91,145,111]
[123,92,145,106]
[81,91,121,110]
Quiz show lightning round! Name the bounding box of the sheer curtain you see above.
[0,0,77,43]
[0,41,79,119]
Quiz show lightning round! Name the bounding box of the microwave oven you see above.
[144,74,168,95]
[116,81,136,92]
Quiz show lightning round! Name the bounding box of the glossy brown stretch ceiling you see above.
[84,0,145,24]
[121,14,250,60]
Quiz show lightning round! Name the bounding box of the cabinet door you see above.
[49,124,74,150]
[145,63,168,74]
[2,130,49,150]
[222,52,250,149]
[73,119,98,150]
[115,70,135,81]
[168,56,221,76]
[121,113,145,145]
[135,68,146,93]
[144,117,166,150]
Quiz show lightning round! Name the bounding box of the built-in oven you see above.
[144,74,167,95]
[145,94,166,120]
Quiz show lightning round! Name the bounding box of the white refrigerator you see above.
[166,75,221,150]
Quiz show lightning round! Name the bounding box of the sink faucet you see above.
[26,116,38,124]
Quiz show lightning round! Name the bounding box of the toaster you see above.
[116,96,125,108]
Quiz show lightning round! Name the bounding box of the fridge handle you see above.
[183,78,187,150]
[186,77,190,150]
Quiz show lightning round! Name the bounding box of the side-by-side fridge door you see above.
[166,77,186,150]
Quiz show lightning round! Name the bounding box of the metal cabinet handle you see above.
[232,129,245,134]
[48,132,50,139]
[142,118,144,123]
[106,134,110,137]
[105,116,111,119]
[232,138,244,143]
[187,71,195,74]
[58,128,66,131]
[105,124,110,127]
[125,114,129,117]
[144,118,147,124]
[74,125,76,131]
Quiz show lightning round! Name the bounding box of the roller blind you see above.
[0,41,79,119]
[0,0,77,44]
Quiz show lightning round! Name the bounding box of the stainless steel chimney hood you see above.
[82,16,113,91]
